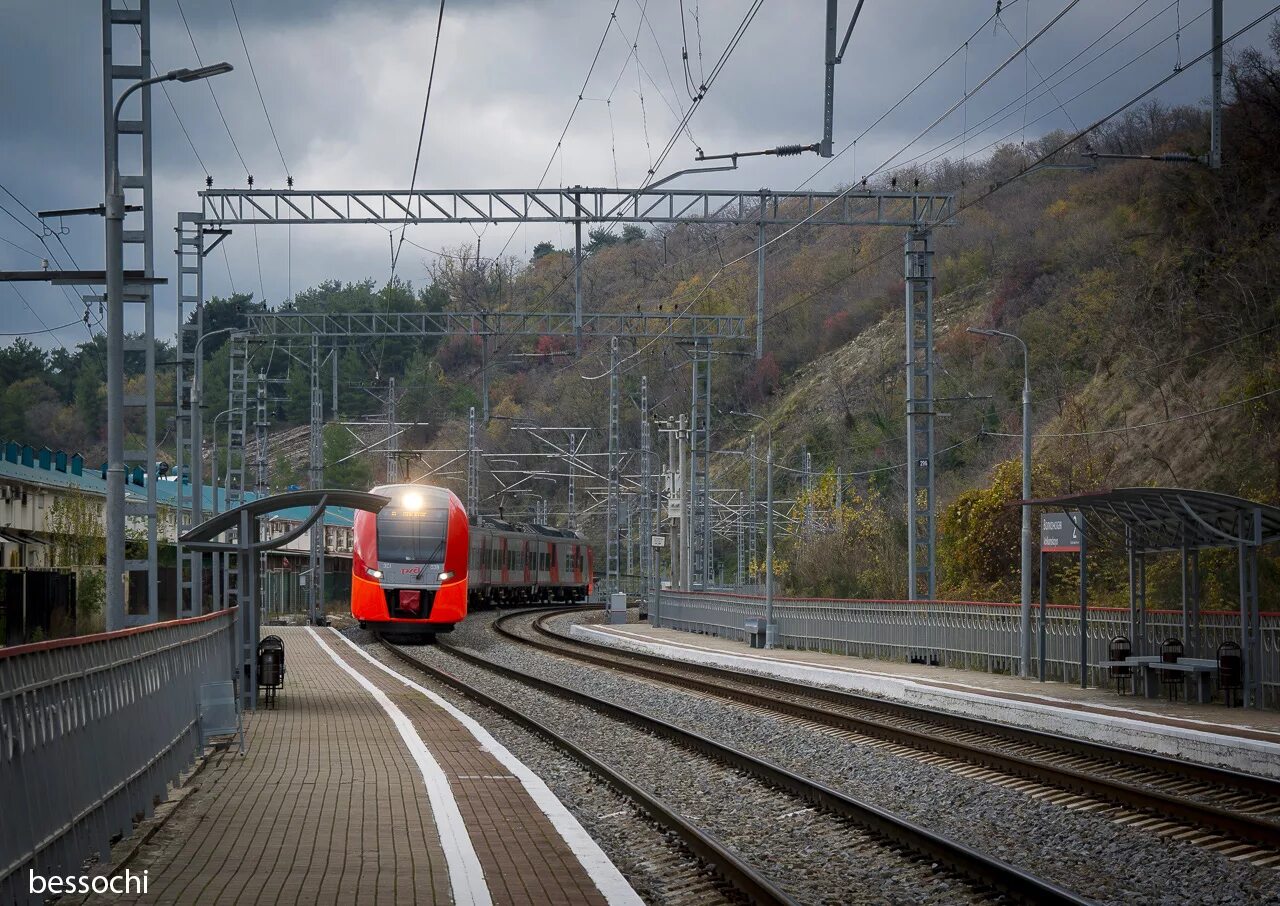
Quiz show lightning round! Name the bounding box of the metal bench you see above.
[1097,655,1218,704]
[1146,660,1218,704]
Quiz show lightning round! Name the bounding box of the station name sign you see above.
[1040,511,1082,553]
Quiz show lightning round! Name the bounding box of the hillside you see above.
[5,31,1279,608]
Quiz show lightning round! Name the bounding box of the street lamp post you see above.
[732,411,775,648]
[105,62,232,630]
[189,326,238,505]
[968,327,1032,678]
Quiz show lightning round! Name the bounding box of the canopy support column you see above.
[1190,548,1201,658]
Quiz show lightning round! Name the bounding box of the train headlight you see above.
[365,567,383,579]
[438,571,454,582]
[401,491,424,511]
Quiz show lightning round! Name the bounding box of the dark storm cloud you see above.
[2,1,1277,349]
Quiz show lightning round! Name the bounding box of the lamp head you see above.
[173,62,234,82]
[966,327,998,337]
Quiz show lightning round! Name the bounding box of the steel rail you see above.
[417,623,1089,905]
[510,610,1280,851]
[376,639,798,906]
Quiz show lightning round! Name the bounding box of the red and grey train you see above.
[351,483,593,637]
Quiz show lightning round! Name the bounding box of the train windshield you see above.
[377,507,449,563]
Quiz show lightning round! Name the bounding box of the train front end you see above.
[352,483,469,638]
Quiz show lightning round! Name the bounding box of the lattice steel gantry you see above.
[606,338,621,596]
[199,186,953,227]
[171,183,954,603]
[308,335,323,623]
[174,212,203,617]
[467,407,479,518]
[104,0,160,624]
[905,229,937,603]
[640,376,653,605]
[689,340,713,588]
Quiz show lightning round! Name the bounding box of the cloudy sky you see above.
[1,0,1276,352]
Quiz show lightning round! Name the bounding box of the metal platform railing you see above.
[656,590,1279,707]
[0,609,235,901]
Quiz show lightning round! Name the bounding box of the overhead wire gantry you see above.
[175,181,953,608]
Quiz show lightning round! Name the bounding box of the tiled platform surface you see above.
[574,621,1280,778]
[81,627,636,906]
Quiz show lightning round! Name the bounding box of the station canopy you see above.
[1023,486,1277,709]
[1023,487,1280,552]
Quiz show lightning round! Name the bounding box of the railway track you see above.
[380,631,1089,905]
[497,607,1280,867]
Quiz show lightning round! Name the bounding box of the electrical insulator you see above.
[774,144,805,157]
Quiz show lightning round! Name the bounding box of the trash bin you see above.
[1218,640,1243,707]
[257,635,285,707]
[1160,638,1184,701]
[744,619,766,649]
[1108,636,1132,693]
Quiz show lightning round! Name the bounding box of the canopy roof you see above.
[180,489,390,549]
[1022,487,1280,553]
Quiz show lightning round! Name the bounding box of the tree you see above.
[621,225,645,243]
[2,378,60,449]
[45,490,106,631]
[335,347,369,417]
[400,351,447,423]
[283,361,312,424]
[273,454,304,491]
[189,293,259,357]
[938,459,1025,600]
[74,359,105,443]
[584,228,620,254]
[532,241,556,260]
[322,423,373,490]
[781,472,903,598]
[0,338,48,388]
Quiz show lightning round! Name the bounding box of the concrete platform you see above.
[572,622,1280,780]
[82,626,639,906]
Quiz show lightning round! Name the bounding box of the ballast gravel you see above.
[428,610,1280,906]
[377,634,991,905]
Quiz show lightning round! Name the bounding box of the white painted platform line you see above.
[308,628,492,906]
[330,629,644,906]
